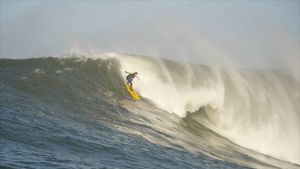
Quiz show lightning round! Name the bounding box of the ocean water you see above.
[1,54,299,169]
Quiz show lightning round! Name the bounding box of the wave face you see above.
[1,54,299,169]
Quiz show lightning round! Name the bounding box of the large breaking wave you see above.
[1,53,299,168]
[115,53,300,164]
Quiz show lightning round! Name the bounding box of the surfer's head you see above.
[134,72,138,75]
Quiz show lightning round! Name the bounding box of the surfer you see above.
[125,71,139,91]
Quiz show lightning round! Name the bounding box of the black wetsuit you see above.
[126,74,135,89]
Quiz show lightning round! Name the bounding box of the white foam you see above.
[116,53,300,164]
[117,54,224,117]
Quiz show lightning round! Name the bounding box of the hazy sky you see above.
[0,0,299,72]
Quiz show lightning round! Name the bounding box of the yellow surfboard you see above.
[125,83,140,101]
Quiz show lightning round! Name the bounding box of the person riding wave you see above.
[125,71,139,91]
